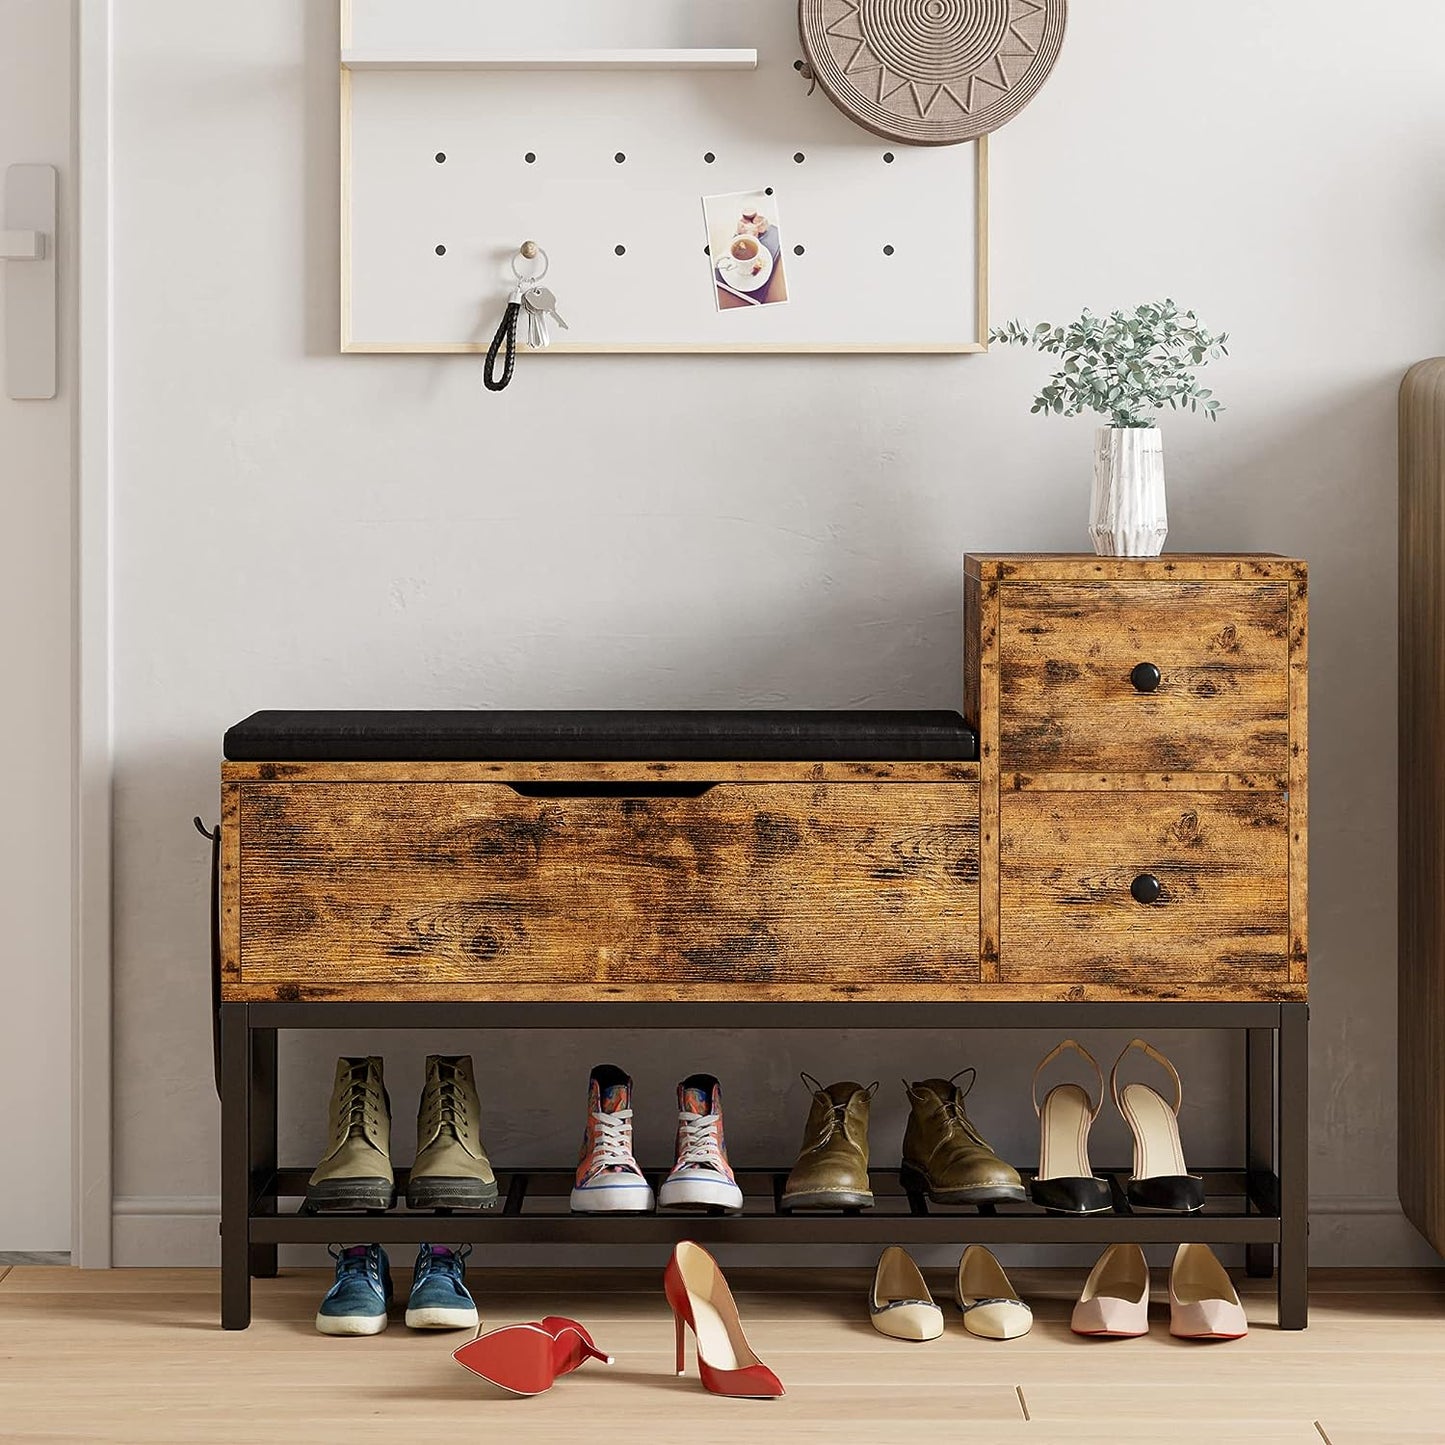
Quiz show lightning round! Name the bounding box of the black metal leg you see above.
[220,1003,252,1329]
[249,1028,278,1280]
[1277,1003,1309,1328]
[1245,1026,1275,1279]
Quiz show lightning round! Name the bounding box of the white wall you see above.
[112,0,1435,1265]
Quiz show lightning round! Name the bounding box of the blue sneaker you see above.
[316,1244,392,1336]
[405,1243,479,1330]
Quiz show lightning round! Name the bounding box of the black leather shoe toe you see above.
[1126,1174,1206,1213]
[1030,1175,1114,1215]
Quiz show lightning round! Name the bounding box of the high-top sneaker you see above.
[407,1055,498,1211]
[569,1064,654,1214]
[658,1074,744,1214]
[305,1057,395,1212]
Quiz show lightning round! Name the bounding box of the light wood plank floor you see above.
[2,1266,1443,1443]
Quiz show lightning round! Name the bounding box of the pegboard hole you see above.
[793,58,805,70]
[883,244,895,256]
[793,244,805,256]
[703,245,711,257]
[704,151,716,163]
[435,244,447,256]
[615,244,627,256]
[793,152,806,163]
[883,152,895,164]
[765,186,774,196]
[434,152,446,164]
[524,151,537,164]
[615,152,627,164]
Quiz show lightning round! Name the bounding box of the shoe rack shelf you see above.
[219,999,1308,1330]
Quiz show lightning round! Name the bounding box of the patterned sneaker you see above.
[316,1244,392,1336]
[658,1074,744,1213]
[569,1064,655,1214]
[404,1243,480,1330]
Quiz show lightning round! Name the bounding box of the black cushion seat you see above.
[223,710,978,763]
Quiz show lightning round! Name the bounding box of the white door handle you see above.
[2,165,57,400]
[0,230,44,260]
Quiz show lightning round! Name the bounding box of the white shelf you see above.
[341,48,759,73]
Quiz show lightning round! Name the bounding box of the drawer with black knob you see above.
[995,578,1290,776]
[998,790,1290,998]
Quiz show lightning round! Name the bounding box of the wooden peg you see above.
[519,241,539,260]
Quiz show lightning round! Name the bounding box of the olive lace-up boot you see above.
[407,1055,498,1210]
[780,1074,878,1210]
[305,1056,395,1212]
[900,1069,1026,1206]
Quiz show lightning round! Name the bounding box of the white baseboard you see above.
[110,1194,1445,1270]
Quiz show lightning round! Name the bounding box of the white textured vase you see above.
[1089,426,1167,557]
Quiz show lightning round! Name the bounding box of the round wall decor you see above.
[799,0,1067,146]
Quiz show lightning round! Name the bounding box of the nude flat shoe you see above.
[869,1246,944,1342]
[1169,1244,1248,1340]
[1071,1243,1150,1338]
[955,1245,1032,1340]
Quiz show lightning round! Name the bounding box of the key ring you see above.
[511,242,549,287]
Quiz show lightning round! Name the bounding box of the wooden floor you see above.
[1,1265,1443,1443]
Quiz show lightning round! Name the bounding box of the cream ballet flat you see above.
[1169,1244,1248,1340]
[869,1246,944,1342]
[1071,1243,1150,1338]
[955,1245,1032,1340]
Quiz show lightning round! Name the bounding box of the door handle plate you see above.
[3,164,57,400]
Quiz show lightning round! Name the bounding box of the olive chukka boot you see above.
[780,1074,878,1210]
[306,1056,395,1212]
[407,1054,498,1210]
[900,1069,1026,1206]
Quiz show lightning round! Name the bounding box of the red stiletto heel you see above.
[454,1317,612,1395]
[663,1242,785,1399]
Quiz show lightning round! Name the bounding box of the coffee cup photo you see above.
[702,187,791,311]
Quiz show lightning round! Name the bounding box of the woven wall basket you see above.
[799,0,1067,146]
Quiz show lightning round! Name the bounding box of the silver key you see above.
[525,286,569,331]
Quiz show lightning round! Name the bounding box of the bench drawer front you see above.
[998,580,1290,775]
[231,780,980,1000]
[999,791,1290,996]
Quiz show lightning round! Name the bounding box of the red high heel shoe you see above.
[664,1242,784,1399]
[453,1316,612,1396]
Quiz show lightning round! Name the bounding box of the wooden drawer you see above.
[997,579,1290,775]
[999,791,1291,998]
[227,778,980,1001]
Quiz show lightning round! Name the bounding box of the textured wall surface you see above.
[113,0,1434,1264]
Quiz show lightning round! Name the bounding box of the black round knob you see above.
[1131,872,1163,905]
[1130,662,1162,693]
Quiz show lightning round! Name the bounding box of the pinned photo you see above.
[703,188,790,310]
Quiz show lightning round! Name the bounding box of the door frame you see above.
[73,0,112,1268]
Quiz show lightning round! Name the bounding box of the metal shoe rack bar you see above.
[219,1000,1308,1331]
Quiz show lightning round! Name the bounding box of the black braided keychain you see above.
[483,299,521,392]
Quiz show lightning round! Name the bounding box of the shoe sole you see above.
[304,1178,396,1212]
[454,1324,558,1395]
[569,1182,655,1213]
[315,1311,389,1336]
[405,1304,480,1330]
[1071,1326,1149,1339]
[657,1178,744,1213]
[405,1177,500,1211]
[900,1165,1026,1206]
[779,1190,874,1211]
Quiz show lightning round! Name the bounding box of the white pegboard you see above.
[341,0,986,354]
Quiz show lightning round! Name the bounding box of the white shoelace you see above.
[585,1108,642,1176]
[673,1112,727,1174]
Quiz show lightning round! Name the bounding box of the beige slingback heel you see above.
[1029,1040,1112,1215]
[1110,1039,1205,1213]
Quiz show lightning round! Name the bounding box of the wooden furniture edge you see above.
[965,553,1306,582]
[220,759,982,783]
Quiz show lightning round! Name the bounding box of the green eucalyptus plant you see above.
[990,300,1228,429]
